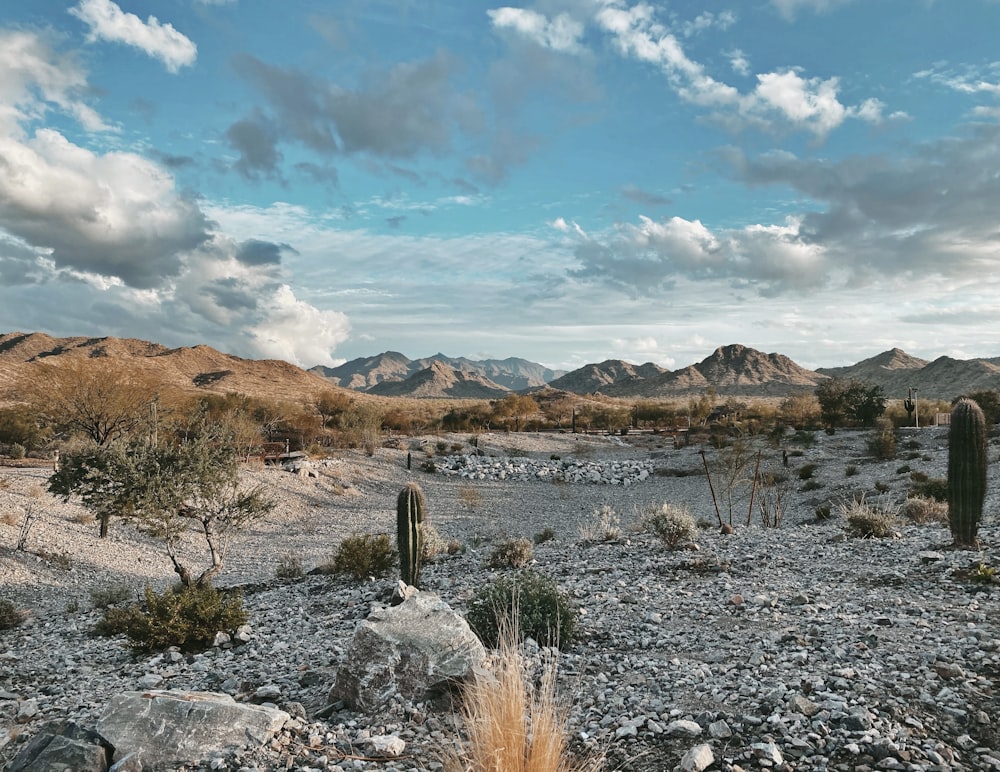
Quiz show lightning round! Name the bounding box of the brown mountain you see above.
[547,360,669,395]
[311,352,562,391]
[0,331,342,405]
[365,361,510,399]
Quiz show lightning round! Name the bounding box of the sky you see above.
[1,0,1000,374]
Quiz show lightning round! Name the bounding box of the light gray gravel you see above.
[1,427,998,771]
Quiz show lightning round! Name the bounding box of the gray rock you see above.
[329,590,486,712]
[677,743,715,772]
[7,720,111,772]
[97,690,289,771]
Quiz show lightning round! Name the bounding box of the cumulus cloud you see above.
[487,7,585,52]
[770,0,856,20]
[593,0,881,138]
[69,0,197,73]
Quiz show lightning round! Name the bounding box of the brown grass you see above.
[445,620,602,772]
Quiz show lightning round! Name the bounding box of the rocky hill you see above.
[364,360,509,399]
[311,353,563,392]
[547,360,669,394]
[0,331,343,405]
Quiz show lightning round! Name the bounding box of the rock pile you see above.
[434,453,653,485]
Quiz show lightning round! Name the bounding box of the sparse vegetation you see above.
[901,495,948,524]
[642,503,696,549]
[578,504,622,542]
[458,485,483,511]
[0,599,26,630]
[90,584,134,609]
[533,527,557,545]
[485,537,534,569]
[275,554,305,579]
[95,583,247,653]
[841,496,898,538]
[466,570,577,650]
[327,533,397,580]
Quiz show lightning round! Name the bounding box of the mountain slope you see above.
[365,361,510,399]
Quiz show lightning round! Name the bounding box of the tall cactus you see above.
[947,398,987,547]
[396,482,426,587]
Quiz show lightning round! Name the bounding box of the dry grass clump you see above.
[458,485,484,511]
[841,496,898,538]
[444,619,602,772]
[485,537,534,569]
[642,503,696,549]
[900,494,948,524]
[577,504,621,543]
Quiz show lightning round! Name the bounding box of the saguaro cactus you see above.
[396,482,426,587]
[947,398,987,547]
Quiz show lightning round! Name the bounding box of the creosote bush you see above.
[642,503,696,549]
[0,599,26,630]
[466,571,577,651]
[485,537,534,569]
[327,533,397,580]
[95,584,246,652]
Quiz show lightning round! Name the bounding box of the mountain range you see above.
[1,331,999,403]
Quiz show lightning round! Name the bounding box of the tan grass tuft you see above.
[445,619,602,772]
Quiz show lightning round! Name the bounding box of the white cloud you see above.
[593,1,881,137]
[0,30,108,135]
[248,285,350,367]
[488,7,585,53]
[770,0,855,20]
[69,0,197,73]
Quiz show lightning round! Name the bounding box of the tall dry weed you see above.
[444,618,602,772]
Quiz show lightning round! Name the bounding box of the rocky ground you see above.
[1,426,999,771]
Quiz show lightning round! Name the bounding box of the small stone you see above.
[678,743,715,772]
[367,735,406,757]
[666,719,702,737]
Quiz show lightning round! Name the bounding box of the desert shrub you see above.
[95,584,247,652]
[90,584,133,609]
[421,522,447,561]
[533,527,556,545]
[874,480,891,494]
[801,480,823,492]
[275,554,304,579]
[896,465,912,475]
[866,418,896,460]
[845,464,858,477]
[841,497,898,538]
[910,470,929,483]
[642,503,696,549]
[8,442,25,460]
[913,476,948,502]
[791,430,816,448]
[0,599,25,630]
[485,537,534,569]
[901,495,948,524]
[458,485,483,511]
[327,533,397,580]
[815,504,833,520]
[798,463,818,480]
[578,504,622,542]
[466,571,577,650]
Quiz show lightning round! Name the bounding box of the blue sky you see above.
[2,0,1000,374]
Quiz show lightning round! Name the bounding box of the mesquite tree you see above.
[50,420,274,586]
[947,398,988,547]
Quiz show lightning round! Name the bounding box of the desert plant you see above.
[756,469,791,528]
[95,583,247,652]
[9,442,25,460]
[577,504,622,542]
[866,418,896,460]
[913,476,948,501]
[444,616,602,772]
[948,398,988,547]
[969,562,997,584]
[275,553,304,579]
[0,599,26,630]
[901,495,948,524]
[421,522,447,562]
[797,462,818,480]
[466,571,577,650]
[841,496,898,538]
[845,464,858,477]
[642,503,696,549]
[328,533,397,580]
[486,537,534,569]
[533,527,556,545]
[90,584,134,609]
[397,482,426,586]
[458,485,483,511]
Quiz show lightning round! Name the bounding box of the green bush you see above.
[642,503,696,549]
[485,537,534,569]
[95,584,247,652]
[89,584,133,609]
[0,599,25,630]
[466,570,577,650]
[913,476,948,502]
[798,463,818,480]
[326,533,397,580]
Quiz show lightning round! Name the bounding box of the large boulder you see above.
[7,720,112,772]
[330,589,486,712]
[96,690,289,771]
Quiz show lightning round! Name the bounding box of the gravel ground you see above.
[1,427,999,771]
